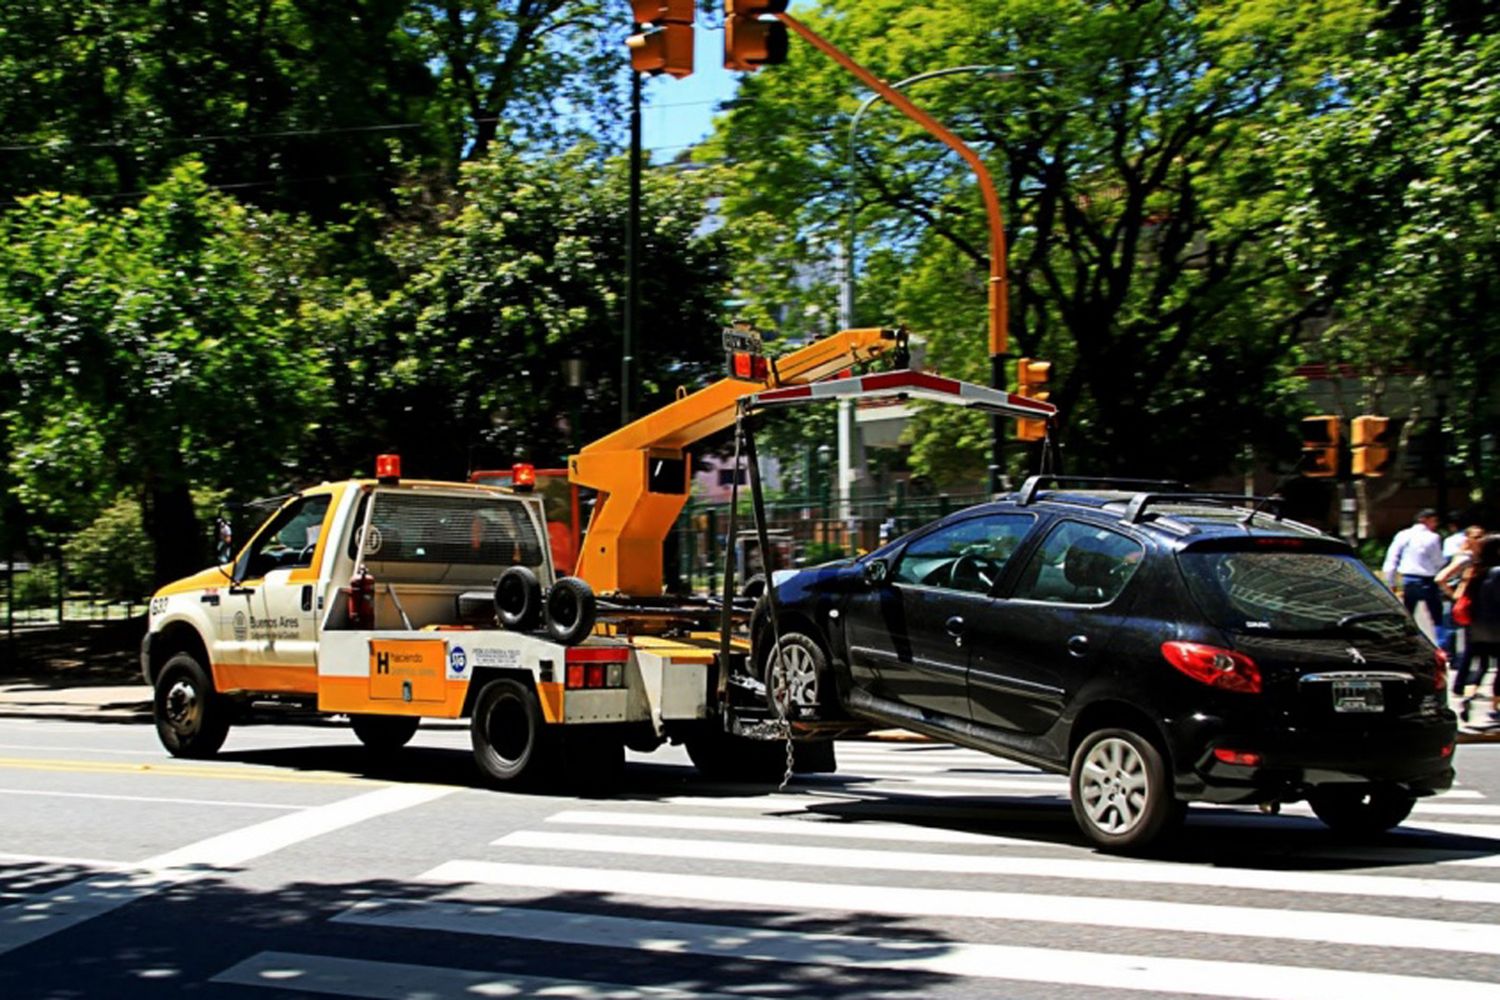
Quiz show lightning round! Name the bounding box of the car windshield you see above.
[1178,548,1414,637]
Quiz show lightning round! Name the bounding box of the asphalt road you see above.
[2,716,1500,1000]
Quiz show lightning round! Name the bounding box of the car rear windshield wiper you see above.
[1335,610,1410,630]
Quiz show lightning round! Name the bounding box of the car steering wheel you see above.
[951,553,998,593]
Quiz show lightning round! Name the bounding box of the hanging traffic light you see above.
[725,0,789,71]
[1014,357,1052,442]
[1350,415,1393,478]
[1300,415,1341,478]
[628,0,694,78]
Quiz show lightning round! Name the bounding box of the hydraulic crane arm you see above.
[570,327,902,596]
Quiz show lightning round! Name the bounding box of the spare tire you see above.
[494,565,543,632]
[545,576,597,646]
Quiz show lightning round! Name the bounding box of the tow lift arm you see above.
[569,327,903,597]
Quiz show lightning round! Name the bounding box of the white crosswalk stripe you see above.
[219,740,1500,999]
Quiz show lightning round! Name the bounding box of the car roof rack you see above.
[1016,476,1187,507]
[1119,492,1282,525]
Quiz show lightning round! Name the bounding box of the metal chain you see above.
[769,642,795,791]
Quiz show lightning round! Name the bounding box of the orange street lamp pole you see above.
[776,13,1010,486]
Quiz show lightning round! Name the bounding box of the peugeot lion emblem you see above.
[1347,646,1366,665]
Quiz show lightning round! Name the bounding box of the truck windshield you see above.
[1178,547,1414,638]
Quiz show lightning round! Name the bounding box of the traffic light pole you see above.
[623,70,642,425]
[776,13,1010,491]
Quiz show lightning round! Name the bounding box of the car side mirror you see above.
[862,558,890,587]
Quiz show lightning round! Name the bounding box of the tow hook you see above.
[1258,801,1281,815]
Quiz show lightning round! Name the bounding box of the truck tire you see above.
[471,678,552,787]
[1069,727,1183,853]
[153,652,230,759]
[494,566,543,632]
[350,714,420,751]
[545,576,597,646]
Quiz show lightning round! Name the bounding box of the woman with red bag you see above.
[1449,533,1500,725]
[1438,526,1485,694]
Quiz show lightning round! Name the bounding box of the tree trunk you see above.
[143,478,201,588]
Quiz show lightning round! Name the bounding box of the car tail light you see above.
[564,647,628,690]
[1433,648,1449,693]
[1161,641,1262,694]
[1212,747,1263,766]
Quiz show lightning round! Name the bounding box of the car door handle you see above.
[301,585,313,612]
[945,616,965,637]
[1067,634,1090,657]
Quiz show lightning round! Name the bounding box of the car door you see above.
[967,518,1146,735]
[219,492,335,695]
[842,512,1037,720]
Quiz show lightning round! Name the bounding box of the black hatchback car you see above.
[757,479,1457,851]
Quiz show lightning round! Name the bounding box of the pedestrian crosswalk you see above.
[217,741,1500,1000]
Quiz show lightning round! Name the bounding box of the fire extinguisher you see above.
[348,567,376,629]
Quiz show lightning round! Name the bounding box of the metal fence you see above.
[670,491,991,594]
[2,553,147,639]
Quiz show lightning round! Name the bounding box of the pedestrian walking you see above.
[1382,508,1445,637]
[1438,524,1486,693]
[1455,533,1500,726]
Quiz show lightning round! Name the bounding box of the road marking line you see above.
[0,784,455,957]
[212,951,758,999]
[0,756,369,785]
[0,788,301,810]
[540,809,1030,846]
[336,898,1500,1000]
[802,771,1072,792]
[494,829,1500,905]
[0,852,131,870]
[419,861,1500,956]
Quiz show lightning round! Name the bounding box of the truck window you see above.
[239,494,332,581]
[361,492,545,580]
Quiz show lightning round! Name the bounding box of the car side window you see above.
[1011,520,1145,605]
[240,495,332,580]
[893,514,1035,595]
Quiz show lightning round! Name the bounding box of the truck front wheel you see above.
[471,678,553,788]
[154,652,230,759]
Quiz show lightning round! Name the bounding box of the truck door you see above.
[220,492,335,694]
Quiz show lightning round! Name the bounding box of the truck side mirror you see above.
[862,558,890,587]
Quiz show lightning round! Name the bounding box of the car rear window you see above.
[361,491,545,574]
[1177,546,1411,636]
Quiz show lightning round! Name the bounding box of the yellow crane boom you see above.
[570,327,901,596]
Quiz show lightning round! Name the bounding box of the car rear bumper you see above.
[1168,710,1458,804]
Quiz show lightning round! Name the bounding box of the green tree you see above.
[309,145,734,479]
[706,0,1374,485]
[0,161,335,583]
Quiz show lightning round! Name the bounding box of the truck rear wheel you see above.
[154,652,230,759]
[471,678,552,787]
[350,714,420,751]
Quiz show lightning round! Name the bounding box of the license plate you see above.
[1332,679,1384,713]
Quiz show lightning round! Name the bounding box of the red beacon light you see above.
[375,454,401,484]
[511,463,536,492]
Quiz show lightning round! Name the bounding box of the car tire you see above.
[544,576,597,647]
[154,652,230,759]
[1070,727,1182,852]
[685,729,789,784]
[1308,786,1415,837]
[763,629,828,716]
[471,678,553,787]
[494,566,543,632]
[350,714,420,751]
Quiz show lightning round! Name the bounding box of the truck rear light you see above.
[1212,747,1262,766]
[1161,641,1261,694]
[730,351,769,381]
[564,646,629,689]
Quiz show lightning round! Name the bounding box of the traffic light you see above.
[725,0,788,71]
[628,0,694,78]
[1300,415,1341,478]
[1350,414,1393,478]
[1014,357,1052,442]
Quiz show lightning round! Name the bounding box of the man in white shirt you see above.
[1383,508,1445,633]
